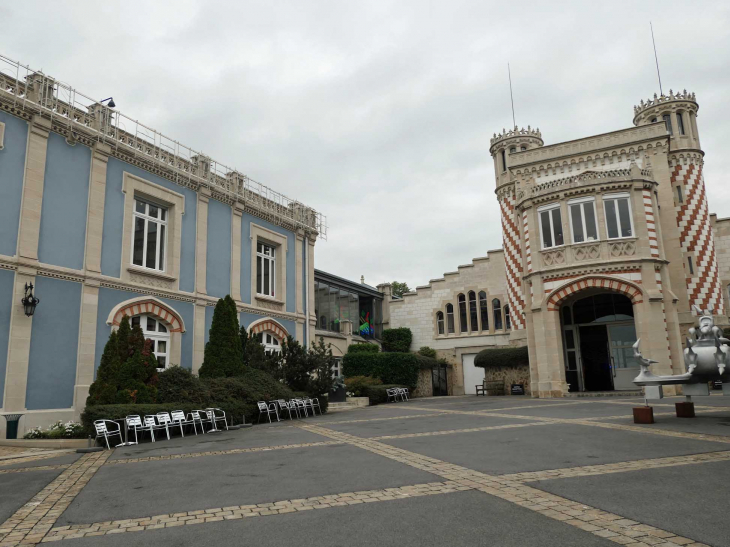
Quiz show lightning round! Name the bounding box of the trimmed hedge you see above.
[343,352,419,388]
[361,384,409,405]
[414,354,438,370]
[347,343,379,354]
[381,328,412,353]
[474,346,529,369]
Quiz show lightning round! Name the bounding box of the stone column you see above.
[192,300,207,373]
[2,267,36,411]
[195,187,210,295]
[295,232,304,316]
[17,115,52,263]
[84,143,111,274]
[230,203,244,302]
[73,281,100,414]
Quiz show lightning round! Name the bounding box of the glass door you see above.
[607,323,639,390]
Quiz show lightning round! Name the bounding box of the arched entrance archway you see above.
[560,292,640,392]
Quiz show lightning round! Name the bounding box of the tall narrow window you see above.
[676,112,685,135]
[458,294,468,333]
[468,291,478,332]
[256,242,276,297]
[436,312,445,335]
[568,198,598,244]
[501,149,507,172]
[687,256,695,275]
[492,298,503,330]
[132,199,167,271]
[538,204,564,249]
[479,291,489,331]
[603,193,634,239]
[504,305,511,330]
[446,304,455,334]
[662,114,673,135]
[676,185,683,204]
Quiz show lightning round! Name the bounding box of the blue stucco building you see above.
[0,60,323,436]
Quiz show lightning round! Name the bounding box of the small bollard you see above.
[633,406,654,424]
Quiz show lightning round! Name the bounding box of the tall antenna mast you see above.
[650,22,663,95]
[508,63,516,128]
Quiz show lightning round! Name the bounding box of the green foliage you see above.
[417,346,437,358]
[414,354,438,370]
[474,346,529,369]
[360,384,409,405]
[347,343,379,354]
[156,366,207,404]
[87,316,158,406]
[390,281,411,298]
[199,296,244,378]
[24,421,85,439]
[307,337,337,396]
[343,352,419,388]
[381,327,412,353]
[344,375,383,396]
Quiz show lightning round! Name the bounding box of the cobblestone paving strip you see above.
[0,465,71,476]
[106,441,344,466]
[40,481,471,542]
[0,451,110,547]
[370,422,553,440]
[498,450,730,483]
[296,423,712,547]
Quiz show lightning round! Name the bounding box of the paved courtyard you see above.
[2,395,730,546]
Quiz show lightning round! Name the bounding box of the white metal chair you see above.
[398,388,410,401]
[94,420,124,449]
[207,408,228,430]
[387,388,399,403]
[124,415,145,444]
[257,401,279,423]
[171,410,199,436]
[293,398,309,417]
[143,415,170,442]
[277,400,296,420]
[309,398,322,415]
[194,410,213,432]
[157,412,183,437]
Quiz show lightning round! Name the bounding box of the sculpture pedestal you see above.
[675,402,695,418]
[633,406,654,424]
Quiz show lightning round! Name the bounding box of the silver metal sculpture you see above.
[633,306,729,398]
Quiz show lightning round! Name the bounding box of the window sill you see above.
[606,236,637,242]
[540,245,565,252]
[127,265,177,282]
[255,293,283,304]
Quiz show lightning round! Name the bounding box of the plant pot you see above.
[330,385,347,403]
[633,406,654,424]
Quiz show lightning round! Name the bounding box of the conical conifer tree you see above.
[199,295,244,378]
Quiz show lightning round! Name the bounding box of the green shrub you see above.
[199,296,244,378]
[24,420,86,439]
[344,375,383,396]
[474,346,529,369]
[414,354,438,370]
[157,366,207,404]
[343,352,419,388]
[381,328,412,353]
[347,343,379,354]
[361,384,409,405]
[417,346,437,358]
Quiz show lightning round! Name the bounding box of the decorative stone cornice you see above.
[633,89,697,117]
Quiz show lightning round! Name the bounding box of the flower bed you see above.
[24,420,86,439]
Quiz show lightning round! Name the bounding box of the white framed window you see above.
[538,203,564,249]
[331,358,342,378]
[257,332,281,354]
[568,197,598,244]
[436,311,445,335]
[131,314,169,371]
[132,198,167,271]
[256,242,276,297]
[603,193,634,239]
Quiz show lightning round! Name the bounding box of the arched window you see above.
[468,291,478,332]
[509,146,516,154]
[676,111,686,135]
[479,291,489,331]
[504,305,511,330]
[458,294,468,333]
[257,332,281,354]
[131,314,169,370]
[446,304,455,334]
[436,311,444,335]
[492,298,503,330]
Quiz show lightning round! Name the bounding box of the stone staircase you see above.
[328,397,369,413]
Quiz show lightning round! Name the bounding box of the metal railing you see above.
[0,53,327,239]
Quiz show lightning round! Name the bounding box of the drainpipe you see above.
[304,236,310,347]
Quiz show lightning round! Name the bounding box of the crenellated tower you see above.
[633,90,724,316]
[489,126,544,331]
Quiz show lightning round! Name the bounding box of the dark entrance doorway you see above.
[432,363,448,396]
[578,325,613,391]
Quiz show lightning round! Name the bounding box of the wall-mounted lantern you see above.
[21,283,40,317]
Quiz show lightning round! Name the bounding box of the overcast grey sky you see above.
[3,1,729,288]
